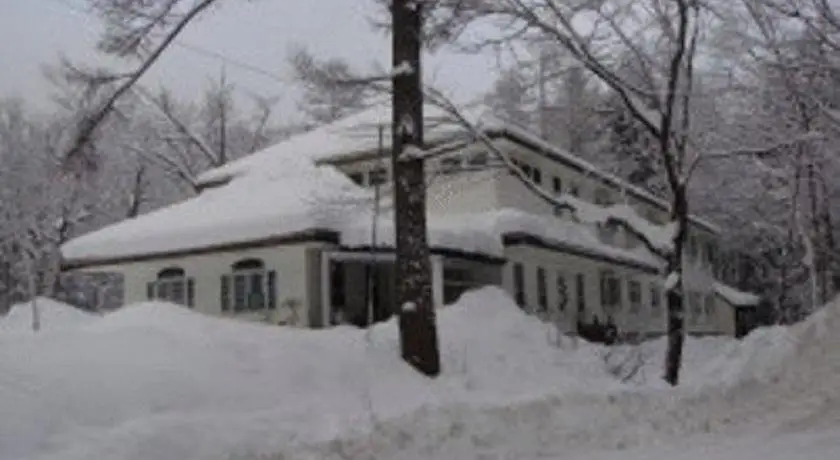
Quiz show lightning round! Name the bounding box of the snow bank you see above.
[0,297,99,333]
[2,289,839,460]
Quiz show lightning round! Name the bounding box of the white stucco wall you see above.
[500,244,733,337]
[100,242,324,327]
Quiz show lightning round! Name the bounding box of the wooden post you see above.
[391,0,441,376]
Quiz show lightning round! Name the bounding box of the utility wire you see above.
[42,0,290,84]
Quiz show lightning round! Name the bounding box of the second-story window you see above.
[552,176,562,194]
[705,241,717,267]
[441,156,461,175]
[348,172,365,186]
[594,188,613,206]
[650,284,662,316]
[532,167,543,185]
[369,166,387,186]
[468,151,488,168]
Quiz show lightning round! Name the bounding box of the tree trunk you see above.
[391,0,441,377]
[663,188,688,386]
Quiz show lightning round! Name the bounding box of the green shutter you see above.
[220,275,230,312]
[267,270,277,310]
[187,278,195,308]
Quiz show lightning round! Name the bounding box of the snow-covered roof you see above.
[196,100,482,187]
[714,282,762,307]
[197,100,718,233]
[61,157,372,264]
[63,101,714,268]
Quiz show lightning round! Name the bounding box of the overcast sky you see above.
[0,0,499,121]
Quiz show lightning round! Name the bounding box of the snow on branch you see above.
[61,0,219,166]
[131,87,219,166]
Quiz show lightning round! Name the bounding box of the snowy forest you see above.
[3,0,840,328]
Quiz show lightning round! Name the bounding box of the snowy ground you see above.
[1,288,838,460]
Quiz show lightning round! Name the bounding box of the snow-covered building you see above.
[60,102,760,337]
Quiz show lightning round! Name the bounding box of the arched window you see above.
[146,266,194,307]
[221,258,276,313]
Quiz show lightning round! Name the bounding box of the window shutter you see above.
[187,278,195,308]
[267,270,277,310]
[146,282,155,300]
[220,275,230,312]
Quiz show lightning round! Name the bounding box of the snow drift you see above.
[1,288,839,460]
[0,297,99,333]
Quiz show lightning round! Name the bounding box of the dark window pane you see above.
[233,275,247,312]
[187,278,195,308]
[267,270,277,310]
[221,275,230,312]
[513,263,526,308]
[576,273,585,314]
[537,267,547,312]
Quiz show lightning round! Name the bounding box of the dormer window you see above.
[594,188,613,206]
[552,177,562,194]
[468,151,489,167]
[348,172,365,186]
[369,166,387,186]
[441,156,461,174]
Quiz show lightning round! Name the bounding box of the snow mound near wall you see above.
[0,297,100,333]
[1,288,837,460]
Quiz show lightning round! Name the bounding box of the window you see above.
[598,221,619,245]
[468,151,488,167]
[348,172,365,186]
[521,163,533,178]
[688,291,702,321]
[532,167,543,185]
[705,241,717,267]
[221,258,276,312]
[536,267,548,312]
[594,188,613,206]
[576,273,586,314]
[628,279,642,313]
[650,284,662,316]
[513,263,526,308]
[552,176,562,194]
[147,267,194,307]
[704,293,716,317]
[443,267,482,304]
[331,261,345,309]
[368,166,387,186]
[569,183,580,197]
[556,272,568,312]
[440,156,461,175]
[686,234,698,260]
[600,270,622,312]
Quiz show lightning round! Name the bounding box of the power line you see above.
[42,0,289,84]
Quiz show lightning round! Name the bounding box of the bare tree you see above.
[288,44,372,126]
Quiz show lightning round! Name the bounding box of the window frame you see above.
[147,267,193,307]
[599,269,622,312]
[628,279,642,313]
[222,258,276,313]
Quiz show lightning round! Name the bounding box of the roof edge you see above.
[62,229,341,271]
[502,232,661,274]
